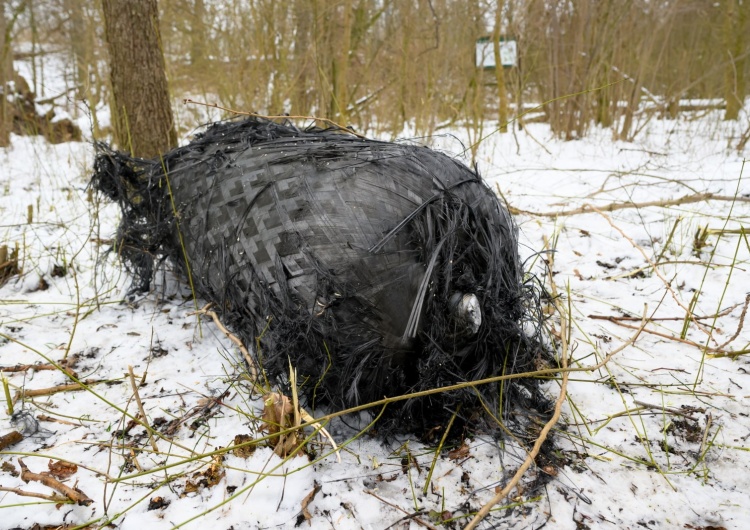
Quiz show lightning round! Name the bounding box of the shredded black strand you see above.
[91,117,554,445]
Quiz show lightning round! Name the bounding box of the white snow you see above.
[1,99,749,529]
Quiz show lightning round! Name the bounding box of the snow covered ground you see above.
[1,94,749,530]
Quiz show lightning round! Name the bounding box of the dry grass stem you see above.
[182,99,367,138]
[298,407,341,463]
[603,316,746,356]
[593,207,714,339]
[37,414,81,426]
[127,365,159,454]
[364,489,437,530]
[717,294,750,349]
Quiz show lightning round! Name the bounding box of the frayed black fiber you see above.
[91,117,553,441]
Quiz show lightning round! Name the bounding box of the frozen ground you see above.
[1,98,749,530]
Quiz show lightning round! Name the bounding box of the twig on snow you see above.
[17,458,93,506]
[0,430,23,450]
[0,485,69,503]
[509,192,750,218]
[592,206,714,340]
[193,304,260,387]
[128,366,159,454]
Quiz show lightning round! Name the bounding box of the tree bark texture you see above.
[102,0,176,157]
[492,0,508,133]
[723,0,748,120]
[0,0,10,147]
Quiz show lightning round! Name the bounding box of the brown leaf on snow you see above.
[232,434,257,458]
[298,481,321,526]
[47,460,78,480]
[448,442,470,460]
[1,461,19,477]
[182,454,225,496]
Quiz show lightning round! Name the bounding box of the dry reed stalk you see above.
[127,365,159,454]
[182,99,366,138]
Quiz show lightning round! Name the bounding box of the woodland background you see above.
[1,0,749,152]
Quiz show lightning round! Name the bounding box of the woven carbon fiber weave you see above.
[92,118,552,439]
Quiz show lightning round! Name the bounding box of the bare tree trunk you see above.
[492,0,508,133]
[101,0,177,157]
[190,0,206,68]
[331,0,353,122]
[723,0,747,120]
[0,0,11,147]
[292,0,313,114]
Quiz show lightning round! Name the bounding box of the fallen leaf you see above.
[47,460,78,480]
[232,434,256,458]
[448,442,470,460]
[298,481,321,526]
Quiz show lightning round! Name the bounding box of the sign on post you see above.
[475,37,517,69]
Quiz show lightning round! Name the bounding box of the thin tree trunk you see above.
[332,0,352,122]
[723,0,747,120]
[190,0,206,67]
[101,0,177,157]
[492,0,508,132]
[0,0,11,147]
[66,0,88,107]
[292,0,312,114]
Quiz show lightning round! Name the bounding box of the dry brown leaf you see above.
[448,442,470,460]
[47,460,78,480]
[261,392,304,457]
[261,393,295,435]
[232,434,256,458]
[300,481,321,525]
[182,454,225,496]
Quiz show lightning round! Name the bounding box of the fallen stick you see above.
[17,379,105,399]
[632,400,700,421]
[0,430,23,450]
[509,192,750,218]
[18,458,93,506]
[1,363,60,373]
[1,361,77,377]
[194,305,341,461]
[0,485,68,503]
[463,309,570,530]
[193,304,259,386]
